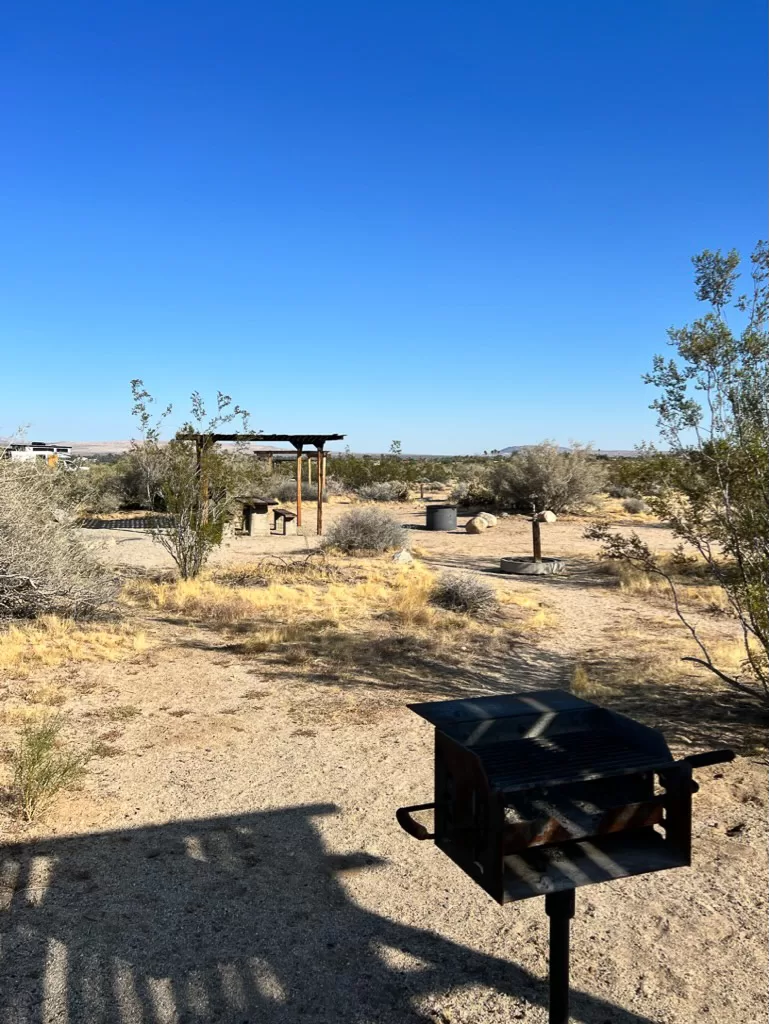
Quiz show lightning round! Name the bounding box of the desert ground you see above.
[0,499,766,1024]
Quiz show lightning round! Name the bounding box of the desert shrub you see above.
[53,462,126,513]
[0,463,118,618]
[622,497,648,514]
[449,478,495,506]
[264,475,332,503]
[12,717,90,821]
[487,443,606,513]
[356,480,410,502]
[323,477,348,496]
[323,508,409,554]
[430,572,497,616]
[326,453,451,488]
[269,475,300,502]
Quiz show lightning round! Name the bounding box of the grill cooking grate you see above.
[476,731,672,792]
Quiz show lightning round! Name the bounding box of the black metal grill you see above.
[395,688,734,1024]
[476,731,670,791]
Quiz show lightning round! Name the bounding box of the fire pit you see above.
[500,509,566,575]
[396,689,734,1023]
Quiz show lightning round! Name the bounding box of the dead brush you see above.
[11,716,90,822]
[212,553,341,588]
[430,572,498,617]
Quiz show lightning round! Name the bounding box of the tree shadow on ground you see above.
[0,804,663,1024]
[179,616,572,701]
[574,656,768,755]
[418,551,619,591]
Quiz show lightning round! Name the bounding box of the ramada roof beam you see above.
[175,432,345,451]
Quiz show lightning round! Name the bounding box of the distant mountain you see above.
[497,445,639,458]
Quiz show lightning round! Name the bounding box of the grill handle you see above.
[396,803,435,841]
[684,749,736,769]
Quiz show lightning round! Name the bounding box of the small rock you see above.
[465,516,488,534]
[391,549,414,563]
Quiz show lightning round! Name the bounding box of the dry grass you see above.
[124,560,550,671]
[596,557,733,613]
[211,555,344,588]
[570,629,766,753]
[498,590,558,630]
[0,615,148,678]
[127,563,471,632]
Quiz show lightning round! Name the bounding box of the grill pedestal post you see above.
[545,889,575,1024]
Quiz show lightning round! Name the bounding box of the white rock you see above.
[391,549,414,563]
[477,512,497,528]
[537,510,557,523]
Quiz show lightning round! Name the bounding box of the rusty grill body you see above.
[397,689,733,1022]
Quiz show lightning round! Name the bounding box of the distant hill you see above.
[498,445,639,458]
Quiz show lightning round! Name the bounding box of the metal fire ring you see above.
[500,556,566,575]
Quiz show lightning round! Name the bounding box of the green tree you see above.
[131,384,251,578]
[130,379,172,509]
[588,242,768,704]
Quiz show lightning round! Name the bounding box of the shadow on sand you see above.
[0,803,663,1024]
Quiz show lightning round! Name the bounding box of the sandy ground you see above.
[0,502,766,1024]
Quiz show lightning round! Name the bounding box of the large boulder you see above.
[465,516,488,534]
[477,512,497,528]
[537,510,557,523]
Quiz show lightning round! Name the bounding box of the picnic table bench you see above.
[273,508,298,535]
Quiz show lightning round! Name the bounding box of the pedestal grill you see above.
[396,689,734,1023]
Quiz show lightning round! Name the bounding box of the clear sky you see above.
[1,1,766,454]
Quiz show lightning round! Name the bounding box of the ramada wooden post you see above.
[295,448,303,528]
[308,458,313,485]
[321,453,327,492]
[316,448,324,535]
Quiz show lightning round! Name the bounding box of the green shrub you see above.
[430,572,497,616]
[487,443,606,512]
[356,481,410,501]
[323,508,409,554]
[449,479,495,506]
[12,717,90,821]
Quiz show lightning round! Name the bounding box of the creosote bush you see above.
[430,572,497,616]
[487,442,606,513]
[356,480,410,502]
[0,463,118,618]
[323,508,409,555]
[12,717,90,822]
[622,497,648,514]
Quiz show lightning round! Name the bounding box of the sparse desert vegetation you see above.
[0,246,766,1023]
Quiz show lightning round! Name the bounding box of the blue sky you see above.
[1,1,766,453]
